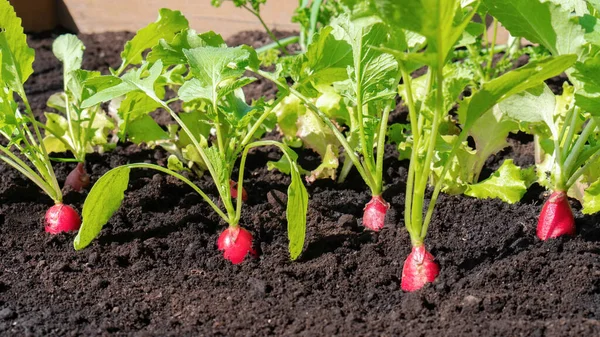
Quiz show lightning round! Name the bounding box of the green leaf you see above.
[120,8,188,69]
[287,159,308,260]
[52,34,84,77]
[82,61,164,108]
[483,0,586,56]
[43,136,68,154]
[127,114,169,144]
[119,91,162,122]
[293,25,353,90]
[44,112,68,138]
[306,144,339,182]
[465,160,531,203]
[331,15,398,105]
[167,154,187,172]
[467,106,520,181]
[178,78,212,102]
[178,110,212,145]
[0,0,35,95]
[183,46,259,102]
[74,167,130,250]
[580,14,600,46]
[147,29,225,66]
[572,57,600,112]
[458,55,577,131]
[582,179,600,214]
[373,0,474,63]
[204,146,227,195]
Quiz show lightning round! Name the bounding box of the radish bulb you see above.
[64,162,90,191]
[217,226,256,264]
[401,245,439,292]
[537,190,575,240]
[363,195,389,231]
[45,204,81,234]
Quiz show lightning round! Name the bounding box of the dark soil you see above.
[0,30,599,337]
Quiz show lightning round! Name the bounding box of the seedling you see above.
[486,0,600,239]
[41,34,114,191]
[72,11,309,263]
[260,12,400,231]
[0,0,81,233]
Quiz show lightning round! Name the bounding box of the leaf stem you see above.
[256,36,299,54]
[233,140,290,224]
[399,62,420,238]
[566,148,600,189]
[242,5,290,56]
[563,119,597,181]
[374,104,392,193]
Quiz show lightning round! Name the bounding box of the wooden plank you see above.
[61,0,298,38]
[10,0,57,32]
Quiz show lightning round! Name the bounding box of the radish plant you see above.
[260,12,400,231]
[369,0,574,290]
[41,34,115,191]
[0,0,81,234]
[72,13,308,263]
[486,0,600,240]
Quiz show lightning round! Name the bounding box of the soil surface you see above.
[1,30,599,337]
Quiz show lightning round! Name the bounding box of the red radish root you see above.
[363,195,389,231]
[218,226,256,264]
[537,190,575,240]
[230,180,248,202]
[401,245,439,292]
[64,162,90,191]
[45,204,81,234]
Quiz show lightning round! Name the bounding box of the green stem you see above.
[560,106,578,161]
[23,98,61,199]
[566,148,600,189]
[256,36,299,54]
[153,97,236,222]
[337,155,354,183]
[307,0,323,46]
[355,83,376,185]
[563,119,597,181]
[233,140,292,224]
[374,104,392,193]
[243,5,290,56]
[399,62,420,237]
[485,18,498,81]
[64,94,80,159]
[212,98,226,160]
[421,129,468,241]
[81,105,100,160]
[413,67,444,239]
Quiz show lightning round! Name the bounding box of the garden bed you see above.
[0,30,599,337]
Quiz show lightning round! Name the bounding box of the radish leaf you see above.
[465,160,534,204]
[583,179,600,214]
[0,0,35,96]
[483,0,586,56]
[74,167,130,250]
[119,8,188,70]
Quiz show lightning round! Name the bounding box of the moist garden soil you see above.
[0,30,599,337]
